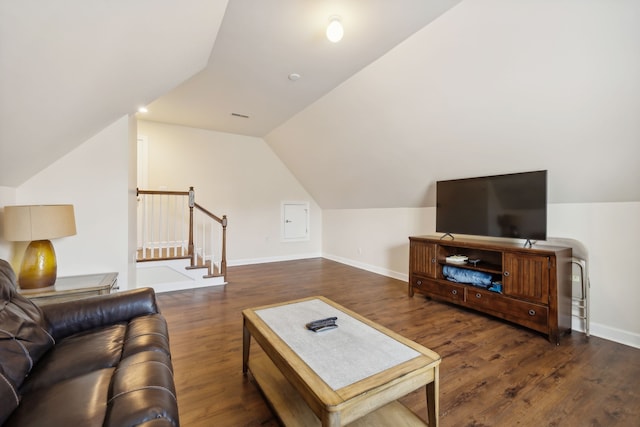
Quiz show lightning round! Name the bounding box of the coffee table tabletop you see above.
[242,296,441,426]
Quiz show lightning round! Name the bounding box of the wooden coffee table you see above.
[242,296,441,426]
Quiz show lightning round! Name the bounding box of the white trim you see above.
[228,252,322,267]
[588,322,640,349]
[322,253,407,282]
[280,201,310,242]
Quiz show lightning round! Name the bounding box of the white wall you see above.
[267,0,640,209]
[0,186,17,261]
[322,202,640,348]
[1,116,134,289]
[137,120,322,264]
[2,0,636,353]
[323,208,435,280]
[127,116,139,290]
[549,202,640,346]
[267,0,640,349]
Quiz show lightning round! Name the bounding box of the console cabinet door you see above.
[503,253,550,304]
[410,241,437,278]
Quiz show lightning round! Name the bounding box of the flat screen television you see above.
[436,170,547,241]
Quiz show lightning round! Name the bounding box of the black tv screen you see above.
[436,170,547,240]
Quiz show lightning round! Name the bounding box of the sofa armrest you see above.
[41,287,161,340]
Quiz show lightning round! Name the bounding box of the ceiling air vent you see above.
[231,113,250,118]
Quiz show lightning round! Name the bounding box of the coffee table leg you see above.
[426,365,439,426]
[321,410,341,427]
[242,318,251,374]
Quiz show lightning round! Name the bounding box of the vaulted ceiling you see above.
[0,0,229,187]
[0,0,462,187]
[1,1,638,208]
[144,0,462,137]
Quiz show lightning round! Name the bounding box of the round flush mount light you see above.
[326,16,344,43]
[288,73,301,81]
[137,106,148,113]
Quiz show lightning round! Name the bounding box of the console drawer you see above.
[465,288,549,333]
[413,277,464,304]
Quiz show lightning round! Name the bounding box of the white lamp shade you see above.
[3,204,76,241]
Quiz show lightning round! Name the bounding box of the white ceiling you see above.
[0,0,462,187]
[0,0,228,187]
[2,1,637,209]
[144,0,463,137]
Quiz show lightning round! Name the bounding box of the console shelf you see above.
[440,261,501,275]
[409,236,572,343]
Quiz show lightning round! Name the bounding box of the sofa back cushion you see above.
[0,260,55,424]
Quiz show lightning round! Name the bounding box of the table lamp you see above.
[3,204,76,289]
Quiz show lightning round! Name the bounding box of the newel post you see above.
[188,186,195,267]
[221,215,228,280]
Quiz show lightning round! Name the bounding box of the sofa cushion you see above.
[20,323,126,394]
[123,314,171,358]
[0,260,55,424]
[4,368,114,427]
[0,373,19,426]
[117,348,174,374]
[106,352,178,427]
[105,386,180,427]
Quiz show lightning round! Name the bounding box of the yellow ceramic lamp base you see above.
[19,240,57,289]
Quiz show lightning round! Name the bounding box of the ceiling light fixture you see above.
[137,106,148,113]
[326,16,344,43]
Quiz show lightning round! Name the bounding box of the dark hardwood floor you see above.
[155,258,640,427]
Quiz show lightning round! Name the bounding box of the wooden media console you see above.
[408,236,572,343]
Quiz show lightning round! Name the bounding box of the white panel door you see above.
[282,202,309,241]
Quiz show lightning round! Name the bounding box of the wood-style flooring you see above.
[155,258,640,427]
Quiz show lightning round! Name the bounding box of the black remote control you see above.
[310,324,338,332]
[306,317,338,332]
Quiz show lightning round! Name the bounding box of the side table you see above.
[19,272,119,305]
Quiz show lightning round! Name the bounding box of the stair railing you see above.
[136,186,227,281]
[192,202,227,279]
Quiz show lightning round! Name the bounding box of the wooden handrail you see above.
[194,202,224,224]
[194,203,227,280]
[137,189,190,196]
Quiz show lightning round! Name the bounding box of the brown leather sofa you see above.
[0,259,179,426]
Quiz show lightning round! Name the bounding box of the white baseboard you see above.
[588,322,640,349]
[321,253,408,282]
[228,252,322,267]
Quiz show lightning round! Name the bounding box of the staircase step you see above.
[136,259,226,293]
[185,265,208,271]
[138,255,191,263]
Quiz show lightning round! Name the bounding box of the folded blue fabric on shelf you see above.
[443,265,493,287]
[488,282,502,293]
